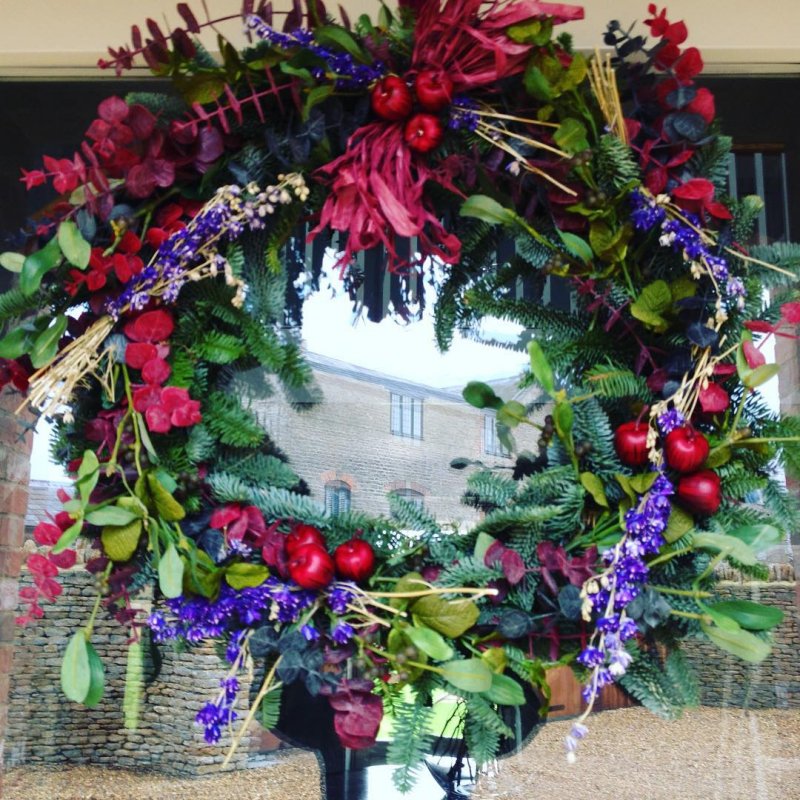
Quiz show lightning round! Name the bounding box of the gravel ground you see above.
[474,707,800,800]
[1,750,322,800]
[3,708,799,800]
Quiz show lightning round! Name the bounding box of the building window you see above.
[393,488,425,509]
[390,393,423,439]
[325,481,351,516]
[484,414,511,458]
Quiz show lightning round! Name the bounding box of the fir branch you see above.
[387,701,435,793]
[388,493,442,538]
[593,133,641,193]
[203,390,266,448]
[462,693,514,766]
[471,505,559,539]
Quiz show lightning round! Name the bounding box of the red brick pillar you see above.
[0,391,32,775]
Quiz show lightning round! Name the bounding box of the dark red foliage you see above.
[537,542,597,595]
[210,504,268,548]
[327,679,384,750]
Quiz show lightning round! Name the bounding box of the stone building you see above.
[256,353,537,525]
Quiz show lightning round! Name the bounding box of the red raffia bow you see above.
[310,0,584,271]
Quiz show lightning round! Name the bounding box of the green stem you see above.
[649,585,712,598]
[733,436,800,445]
[647,546,693,568]
[85,562,113,639]
[121,366,144,476]
[366,645,444,676]
[670,609,709,621]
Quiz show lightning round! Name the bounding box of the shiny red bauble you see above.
[286,523,327,557]
[334,538,376,583]
[404,113,444,153]
[613,421,650,467]
[676,470,722,515]
[664,426,709,473]
[288,544,335,590]
[370,76,413,121]
[414,70,454,111]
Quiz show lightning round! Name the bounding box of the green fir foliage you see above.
[387,701,435,793]
[593,134,641,193]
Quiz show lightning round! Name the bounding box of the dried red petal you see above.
[699,382,730,413]
[743,340,766,369]
[125,342,158,370]
[145,405,172,433]
[141,357,171,385]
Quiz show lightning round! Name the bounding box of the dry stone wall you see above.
[682,575,799,709]
[6,570,260,776]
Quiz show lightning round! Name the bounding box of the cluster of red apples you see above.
[370,71,453,153]
[286,524,376,590]
[614,421,721,515]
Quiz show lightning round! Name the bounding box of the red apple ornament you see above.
[664,426,709,473]
[614,421,650,467]
[676,470,722,515]
[404,113,443,153]
[370,76,413,121]
[414,70,454,111]
[288,544,335,590]
[286,523,327,556]
[334,538,376,583]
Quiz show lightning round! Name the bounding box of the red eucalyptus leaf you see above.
[28,553,59,579]
[177,3,202,33]
[699,382,730,413]
[36,577,63,602]
[743,340,766,369]
[49,549,77,570]
[501,549,526,585]
[33,522,62,547]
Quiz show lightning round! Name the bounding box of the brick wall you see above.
[682,575,799,708]
[0,392,33,781]
[6,570,259,776]
[256,360,538,525]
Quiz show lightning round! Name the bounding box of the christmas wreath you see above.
[1,0,798,790]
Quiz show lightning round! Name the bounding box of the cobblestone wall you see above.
[6,570,258,776]
[682,575,799,708]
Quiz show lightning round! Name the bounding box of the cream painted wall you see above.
[0,0,798,76]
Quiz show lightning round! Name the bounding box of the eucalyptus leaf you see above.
[61,632,91,703]
[57,220,91,269]
[664,504,693,543]
[411,595,479,638]
[556,230,593,264]
[708,600,784,631]
[460,195,518,227]
[19,236,62,296]
[51,519,84,555]
[441,658,493,693]
[85,506,139,527]
[700,621,771,663]
[83,642,105,708]
[404,625,453,661]
[485,672,526,705]
[580,471,608,508]
[527,340,555,394]
[225,562,269,589]
[0,251,25,272]
[30,314,68,369]
[158,543,185,598]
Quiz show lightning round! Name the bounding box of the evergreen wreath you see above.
[1,0,797,789]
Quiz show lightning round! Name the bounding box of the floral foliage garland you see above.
[1,0,799,789]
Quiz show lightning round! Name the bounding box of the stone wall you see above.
[682,574,799,708]
[0,392,33,783]
[6,570,259,776]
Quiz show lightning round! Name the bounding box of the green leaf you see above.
[76,450,100,507]
[580,471,608,508]
[485,672,526,705]
[473,532,497,562]
[0,326,33,359]
[83,642,105,708]
[556,230,593,264]
[507,18,542,43]
[664,504,693,543]
[553,401,573,439]
[523,64,553,101]
[708,600,784,631]
[726,524,782,552]
[315,24,366,60]
[405,625,453,661]
[411,595,480,638]
[146,473,186,521]
[561,52,587,90]
[51,519,84,555]
[630,280,672,332]
[0,252,25,272]
[225,562,269,589]
[615,473,636,503]
[123,639,143,730]
[588,221,632,263]
[30,314,68,368]
[462,381,503,410]
[553,118,589,155]
[442,658,493,693]
[630,472,659,495]
[527,340,555,394]
[460,195,518,227]
[704,445,731,469]
[496,400,527,428]
[389,571,427,611]
[19,236,62,296]
[101,519,143,562]
[85,505,138,527]
[692,531,757,565]
[742,363,780,389]
[700,621,771,663]
[303,84,335,119]
[176,73,226,104]
[158,542,185,598]
[61,632,91,703]
[57,220,91,269]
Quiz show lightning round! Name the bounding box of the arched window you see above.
[325,481,351,516]
[392,488,424,509]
